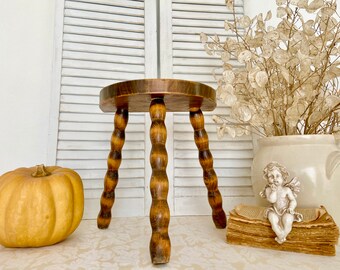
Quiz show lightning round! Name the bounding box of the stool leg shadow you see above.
[149,98,171,264]
[97,108,128,229]
[189,108,227,229]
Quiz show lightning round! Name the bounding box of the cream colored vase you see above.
[251,134,340,225]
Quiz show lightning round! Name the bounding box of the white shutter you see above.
[50,0,256,219]
[50,0,157,219]
[160,0,256,215]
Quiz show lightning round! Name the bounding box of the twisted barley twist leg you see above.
[97,108,128,229]
[189,108,226,229]
[149,98,171,264]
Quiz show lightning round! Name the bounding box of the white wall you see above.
[0,0,56,174]
[244,0,280,26]
[1,0,324,175]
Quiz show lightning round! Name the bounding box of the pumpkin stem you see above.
[31,164,51,177]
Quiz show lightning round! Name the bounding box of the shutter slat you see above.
[85,188,144,199]
[175,149,253,159]
[61,86,101,95]
[57,140,144,151]
[175,168,251,177]
[172,33,228,42]
[64,25,144,40]
[175,186,253,197]
[64,17,145,33]
[64,8,144,24]
[57,159,144,170]
[59,121,145,132]
[172,74,215,83]
[63,34,144,49]
[83,178,144,189]
[63,42,144,56]
[174,141,253,150]
[61,68,145,81]
[173,50,220,58]
[172,3,243,13]
[173,0,243,5]
[174,132,251,141]
[61,76,143,88]
[174,158,252,168]
[77,168,145,179]
[57,150,145,160]
[175,177,251,187]
[172,10,238,20]
[172,18,225,28]
[58,131,144,142]
[70,0,144,9]
[65,1,144,17]
[172,26,230,35]
[62,59,145,74]
[63,51,145,65]
[58,112,144,124]
[173,57,222,66]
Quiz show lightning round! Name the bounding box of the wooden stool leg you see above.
[189,108,227,229]
[97,108,128,229]
[149,98,171,264]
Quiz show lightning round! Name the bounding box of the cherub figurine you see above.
[260,161,303,244]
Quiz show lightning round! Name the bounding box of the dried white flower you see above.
[277,7,287,18]
[273,49,290,64]
[238,50,252,63]
[255,71,269,88]
[276,0,286,5]
[233,103,252,122]
[262,44,274,58]
[290,0,300,5]
[223,70,235,83]
[307,0,324,12]
[202,0,340,137]
[225,126,236,138]
[297,0,308,8]
[325,96,340,109]
[221,51,230,62]
[265,30,280,40]
[200,33,208,44]
[238,15,251,28]
[225,0,234,10]
[265,11,272,21]
[217,125,226,139]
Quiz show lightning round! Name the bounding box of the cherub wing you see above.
[284,176,301,197]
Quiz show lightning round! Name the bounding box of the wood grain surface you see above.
[149,98,171,264]
[100,79,216,112]
[97,108,128,229]
[189,108,227,229]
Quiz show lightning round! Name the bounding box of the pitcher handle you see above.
[326,134,340,179]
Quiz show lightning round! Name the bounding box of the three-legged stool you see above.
[97,79,226,264]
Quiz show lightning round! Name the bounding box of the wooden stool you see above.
[97,79,226,264]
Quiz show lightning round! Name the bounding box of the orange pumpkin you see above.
[0,165,84,247]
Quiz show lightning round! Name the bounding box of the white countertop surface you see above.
[0,216,339,270]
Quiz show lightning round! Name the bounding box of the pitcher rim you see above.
[258,134,337,146]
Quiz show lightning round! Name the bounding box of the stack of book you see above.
[226,204,339,256]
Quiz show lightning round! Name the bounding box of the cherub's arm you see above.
[286,188,297,212]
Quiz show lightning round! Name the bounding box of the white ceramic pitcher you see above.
[251,134,340,225]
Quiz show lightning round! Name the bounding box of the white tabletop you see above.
[0,216,339,270]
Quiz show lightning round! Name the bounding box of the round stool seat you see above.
[99,79,216,112]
